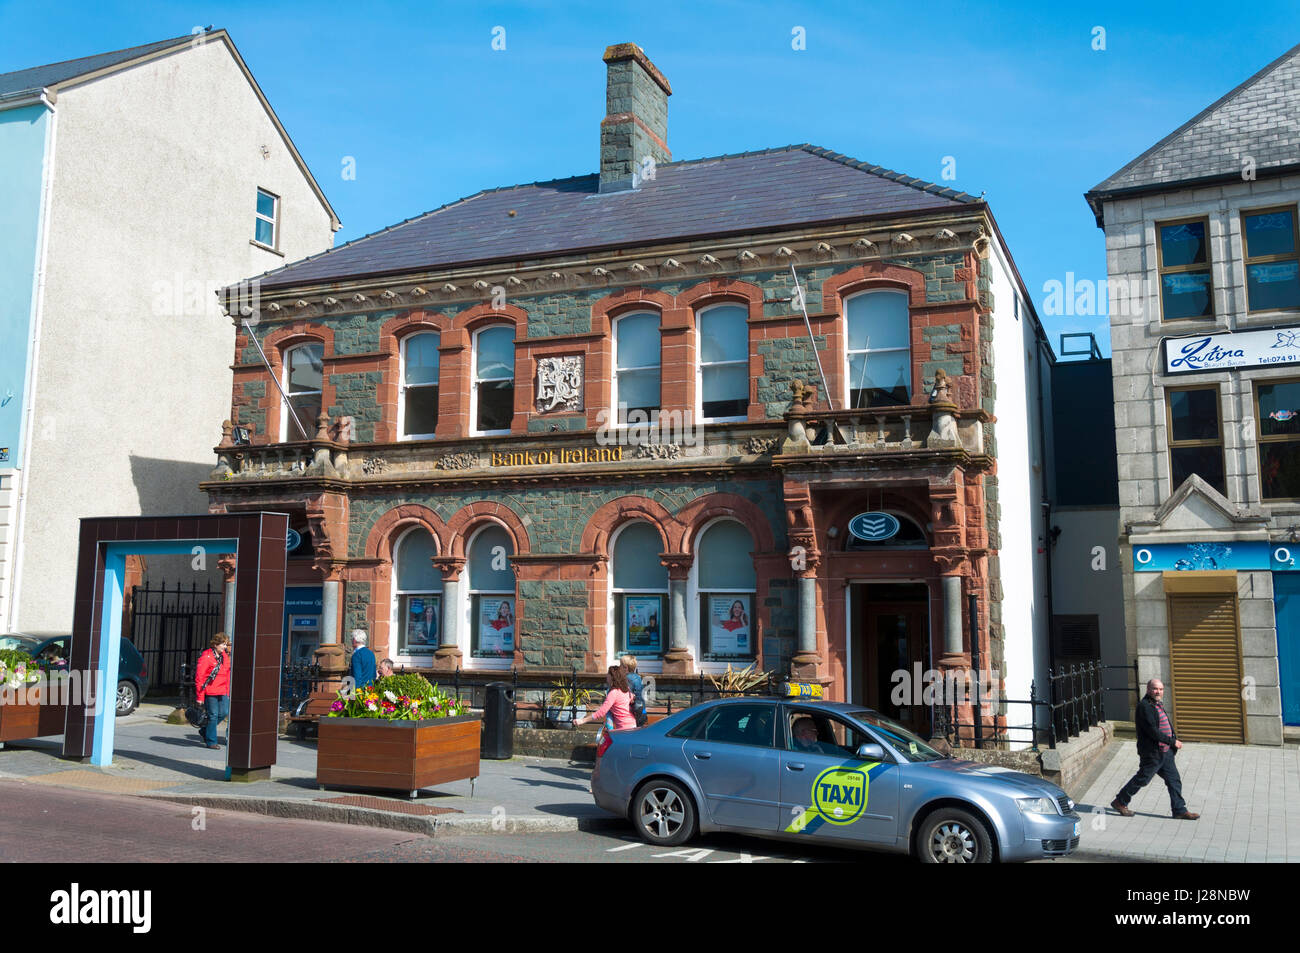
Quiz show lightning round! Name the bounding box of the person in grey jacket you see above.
[1112,679,1200,820]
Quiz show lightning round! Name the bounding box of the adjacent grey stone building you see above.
[1086,43,1300,745]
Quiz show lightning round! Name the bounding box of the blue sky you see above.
[4,0,1298,358]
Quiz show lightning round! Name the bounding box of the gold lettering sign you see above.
[490,446,624,467]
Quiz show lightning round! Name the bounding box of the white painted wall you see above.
[988,239,1051,736]
[9,37,334,632]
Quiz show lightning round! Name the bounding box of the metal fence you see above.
[130,580,224,691]
[437,666,781,722]
[938,658,1141,750]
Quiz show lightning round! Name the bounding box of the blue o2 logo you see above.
[848,512,900,542]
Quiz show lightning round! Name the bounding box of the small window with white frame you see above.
[613,312,661,422]
[400,332,440,438]
[845,290,911,408]
[255,188,279,248]
[698,303,749,421]
[472,325,515,435]
[281,343,322,442]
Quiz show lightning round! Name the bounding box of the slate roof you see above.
[1087,42,1300,222]
[0,34,194,98]
[254,145,978,291]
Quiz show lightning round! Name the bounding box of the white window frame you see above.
[254,187,279,249]
[390,526,443,664]
[611,311,662,425]
[843,290,912,409]
[470,325,515,437]
[462,523,515,670]
[688,517,757,670]
[696,303,749,424]
[398,332,441,440]
[606,521,668,674]
[281,342,323,442]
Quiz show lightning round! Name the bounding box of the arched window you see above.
[698,303,748,421]
[472,326,514,434]
[696,521,756,662]
[843,512,928,550]
[611,522,668,659]
[466,525,515,660]
[845,291,911,408]
[400,332,440,438]
[393,528,442,658]
[282,343,323,441]
[613,313,660,421]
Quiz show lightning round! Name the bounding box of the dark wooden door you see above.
[861,601,929,736]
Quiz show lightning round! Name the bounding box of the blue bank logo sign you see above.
[286,528,302,552]
[849,512,900,542]
[812,767,868,825]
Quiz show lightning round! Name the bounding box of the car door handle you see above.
[693,752,712,760]
[786,762,806,771]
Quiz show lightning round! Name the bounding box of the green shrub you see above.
[0,649,32,669]
[374,673,437,700]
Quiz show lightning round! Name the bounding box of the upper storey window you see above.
[255,188,279,248]
[1157,218,1213,321]
[282,343,322,442]
[845,291,911,408]
[698,304,748,421]
[613,313,661,420]
[401,333,440,439]
[473,326,514,435]
[1242,207,1300,312]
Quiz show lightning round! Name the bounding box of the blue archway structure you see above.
[62,513,287,779]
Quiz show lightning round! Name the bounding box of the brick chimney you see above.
[600,43,672,192]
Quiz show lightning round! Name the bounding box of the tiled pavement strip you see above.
[2,703,1297,860]
[1073,738,1300,862]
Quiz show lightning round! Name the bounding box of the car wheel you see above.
[632,779,697,847]
[917,808,994,863]
[115,680,139,717]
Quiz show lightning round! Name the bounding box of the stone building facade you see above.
[208,44,1053,735]
[1086,42,1300,744]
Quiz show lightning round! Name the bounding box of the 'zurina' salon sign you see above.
[1165,326,1300,374]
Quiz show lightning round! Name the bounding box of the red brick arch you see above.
[676,278,764,324]
[250,324,336,442]
[590,287,676,337]
[362,503,450,562]
[820,490,933,550]
[677,492,777,555]
[452,302,530,337]
[445,500,532,558]
[580,496,685,556]
[380,311,454,355]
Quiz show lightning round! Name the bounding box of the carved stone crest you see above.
[635,442,682,460]
[361,456,388,475]
[745,436,779,455]
[535,355,584,413]
[436,451,479,471]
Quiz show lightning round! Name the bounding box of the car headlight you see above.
[1017,797,1058,815]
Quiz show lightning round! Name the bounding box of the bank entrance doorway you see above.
[848,582,931,736]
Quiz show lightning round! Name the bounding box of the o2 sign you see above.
[848,512,900,542]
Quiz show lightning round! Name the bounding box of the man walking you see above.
[1112,679,1200,820]
[349,630,377,689]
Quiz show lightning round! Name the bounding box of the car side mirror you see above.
[855,743,886,761]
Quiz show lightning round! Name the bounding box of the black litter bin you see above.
[482,681,516,759]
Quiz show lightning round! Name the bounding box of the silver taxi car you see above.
[591,697,1081,862]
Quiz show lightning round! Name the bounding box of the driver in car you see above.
[790,716,840,756]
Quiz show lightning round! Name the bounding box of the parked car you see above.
[0,633,149,716]
[590,696,1081,863]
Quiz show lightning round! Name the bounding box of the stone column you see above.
[218,555,238,638]
[313,562,347,676]
[789,553,822,682]
[933,553,968,667]
[431,556,466,672]
[660,554,694,675]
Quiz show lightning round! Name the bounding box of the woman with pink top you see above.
[575,665,638,732]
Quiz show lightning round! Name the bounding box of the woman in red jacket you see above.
[575,665,637,733]
[195,633,232,749]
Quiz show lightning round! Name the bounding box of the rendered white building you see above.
[0,30,339,633]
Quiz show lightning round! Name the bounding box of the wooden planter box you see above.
[0,684,68,744]
[317,715,481,797]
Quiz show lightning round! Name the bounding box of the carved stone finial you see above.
[929,369,952,404]
[219,419,234,449]
[314,411,331,442]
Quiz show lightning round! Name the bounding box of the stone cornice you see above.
[220,216,991,324]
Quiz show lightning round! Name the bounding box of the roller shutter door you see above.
[1167,594,1244,744]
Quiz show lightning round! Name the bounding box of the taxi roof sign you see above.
[782,682,823,698]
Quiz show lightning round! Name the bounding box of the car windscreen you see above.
[850,711,947,762]
[0,636,40,653]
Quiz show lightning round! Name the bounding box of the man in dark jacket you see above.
[1111,679,1200,820]
[348,630,377,689]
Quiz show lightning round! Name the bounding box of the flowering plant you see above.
[0,651,41,691]
[326,673,468,721]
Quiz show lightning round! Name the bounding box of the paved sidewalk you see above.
[1073,739,1300,862]
[0,703,621,836]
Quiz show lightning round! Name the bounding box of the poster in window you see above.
[403,595,440,655]
[707,595,752,657]
[624,595,663,654]
[478,597,515,656]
